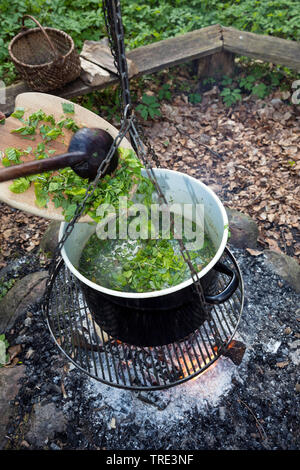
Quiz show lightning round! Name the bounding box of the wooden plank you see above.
[80,57,112,87]
[80,41,138,77]
[126,24,223,75]
[197,50,235,79]
[0,75,118,115]
[0,81,31,115]
[223,27,300,71]
[3,23,298,116]
[81,41,118,74]
[57,75,118,100]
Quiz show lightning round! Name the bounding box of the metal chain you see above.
[43,106,133,303]
[44,0,207,309]
[129,120,207,306]
[102,0,207,306]
[102,0,132,119]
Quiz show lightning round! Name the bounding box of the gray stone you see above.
[226,208,259,249]
[264,250,300,294]
[0,366,25,450]
[0,271,48,333]
[25,402,67,448]
[39,221,61,257]
[288,340,300,366]
[270,98,283,109]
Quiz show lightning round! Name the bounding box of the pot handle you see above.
[204,262,239,305]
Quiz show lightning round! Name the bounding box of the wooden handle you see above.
[0,151,86,183]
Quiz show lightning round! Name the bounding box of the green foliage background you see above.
[0,0,299,85]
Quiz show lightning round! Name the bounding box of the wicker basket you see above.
[8,15,82,92]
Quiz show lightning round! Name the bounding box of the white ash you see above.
[82,351,239,428]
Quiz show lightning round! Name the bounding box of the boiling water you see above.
[78,220,215,293]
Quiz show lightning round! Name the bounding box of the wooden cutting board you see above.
[0,92,132,222]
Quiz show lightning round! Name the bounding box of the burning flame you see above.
[178,345,219,381]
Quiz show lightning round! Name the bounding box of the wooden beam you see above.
[223,27,300,71]
[2,24,299,116]
[1,24,222,115]
[126,24,223,75]
[57,75,118,100]
[1,75,118,115]
[196,50,235,79]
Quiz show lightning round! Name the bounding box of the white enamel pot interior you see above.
[59,168,229,300]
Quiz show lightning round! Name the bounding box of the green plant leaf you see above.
[142,94,158,105]
[252,83,270,99]
[62,102,75,114]
[136,104,149,120]
[148,106,161,118]
[189,92,202,104]
[11,107,25,120]
[9,177,30,193]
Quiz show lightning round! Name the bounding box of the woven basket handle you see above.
[21,15,63,62]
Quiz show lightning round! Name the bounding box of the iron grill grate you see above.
[43,247,244,390]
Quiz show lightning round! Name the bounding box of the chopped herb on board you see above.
[61,102,75,114]
[5,106,155,222]
[10,107,25,120]
[9,177,30,194]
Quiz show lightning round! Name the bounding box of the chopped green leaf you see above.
[11,125,36,135]
[45,127,63,140]
[11,107,25,120]
[34,182,49,208]
[5,147,23,163]
[62,118,79,132]
[1,157,11,167]
[62,102,75,114]
[9,177,30,193]
[64,203,78,221]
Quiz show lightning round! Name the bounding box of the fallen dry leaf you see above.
[246,248,264,256]
[276,361,289,368]
[265,238,284,254]
[4,356,20,368]
[8,344,22,361]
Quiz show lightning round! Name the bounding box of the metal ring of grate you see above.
[43,247,244,391]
